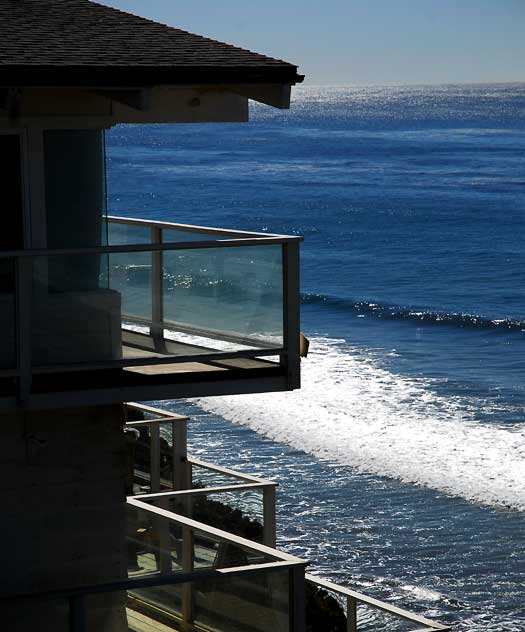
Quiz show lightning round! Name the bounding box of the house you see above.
[0,1,449,630]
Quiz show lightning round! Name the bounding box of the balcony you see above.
[2,402,450,631]
[0,216,301,409]
[123,402,451,632]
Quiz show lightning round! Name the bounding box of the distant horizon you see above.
[298,80,525,87]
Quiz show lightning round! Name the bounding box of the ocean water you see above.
[106,84,525,631]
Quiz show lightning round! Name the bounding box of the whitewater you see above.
[194,336,525,511]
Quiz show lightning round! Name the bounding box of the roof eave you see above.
[0,65,304,88]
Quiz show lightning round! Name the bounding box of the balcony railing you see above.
[3,498,307,632]
[2,401,450,631]
[2,496,449,632]
[0,216,301,406]
[305,574,449,632]
[124,403,451,632]
[125,402,277,548]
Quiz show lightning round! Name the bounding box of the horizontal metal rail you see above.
[129,496,302,564]
[20,346,283,376]
[0,348,281,379]
[2,558,302,604]
[126,401,188,420]
[0,234,301,259]
[133,481,275,499]
[109,214,294,240]
[306,573,450,632]
[126,417,187,427]
[122,313,280,350]
[189,456,277,486]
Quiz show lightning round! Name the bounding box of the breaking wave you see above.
[193,337,525,510]
[301,293,525,331]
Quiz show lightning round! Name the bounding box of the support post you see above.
[262,484,277,548]
[69,596,87,632]
[181,526,194,630]
[16,256,32,402]
[283,242,301,390]
[347,596,357,632]
[155,497,173,575]
[290,565,306,632]
[173,418,189,491]
[150,225,164,341]
[150,422,161,493]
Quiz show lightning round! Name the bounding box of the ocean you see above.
[106,84,525,632]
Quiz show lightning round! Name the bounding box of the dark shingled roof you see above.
[0,0,303,86]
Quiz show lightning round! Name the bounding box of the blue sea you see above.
[106,84,525,632]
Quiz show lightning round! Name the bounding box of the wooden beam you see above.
[94,89,150,111]
[230,83,292,109]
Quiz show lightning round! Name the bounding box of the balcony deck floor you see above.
[121,328,276,376]
[127,608,174,632]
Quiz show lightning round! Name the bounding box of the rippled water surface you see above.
[107,84,525,631]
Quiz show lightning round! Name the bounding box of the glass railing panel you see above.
[126,420,177,494]
[125,567,290,632]
[193,569,290,632]
[126,502,275,577]
[146,489,265,544]
[162,244,284,349]
[78,593,128,631]
[29,245,285,368]
[191,461,249,488]
[108,250,153,323]
[158,421,175,488]
[306,578,439,632]
[356,604,428,631]
[126,502,184,577]
[0,258,16,369]
[127,582,184,629]
[32,254,123,366]
[108,220,151,246]
[107,222,153,324]
[162,226,221,243]
[126,424,153,494]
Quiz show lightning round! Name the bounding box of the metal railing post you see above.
[290,565,306,632]
[181,526,194,630]
[69,595,87,632]
[283,242,301,390]
[304,574,448,632]
[173,418,189,491]
[150,225,164,340]
[15,256,32,402]
[347,596,358,632]
[150,423,161,493]
[155,496,173,575]
[262,484,277,548]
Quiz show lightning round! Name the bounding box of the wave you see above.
[193,337,525,510]
[301,293,525,331]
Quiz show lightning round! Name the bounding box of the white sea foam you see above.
[193,337,525,510]
[400,584,442,602]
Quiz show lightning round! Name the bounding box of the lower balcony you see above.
[0,216,301,409]
[120,402,450,632]
[1,402,450,631]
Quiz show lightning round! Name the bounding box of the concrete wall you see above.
[0,405,128,631]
